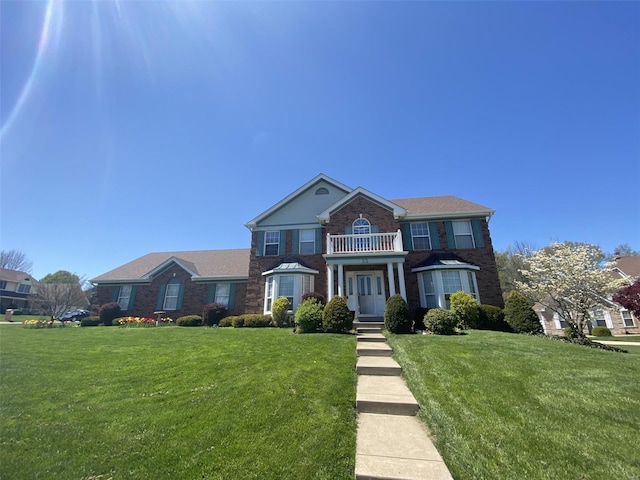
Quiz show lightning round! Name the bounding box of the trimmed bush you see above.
[322,296,353,333]
[302,292,326,307]
[203,303,227,327]
[176,315,202,327]
[504,291,543,334]
[424,309,459,335]
[449,291,479,329]
[384,294,411,334]
[243,314,272,328]
[232,316,245,328]
[564,326,574,337]
[295,298,323,333]
[99,302,121,326]
[271,297,290,328]
[592,326,612,337]
[219,316,234,327]
[476,305,512,332]
[80,316,100,327]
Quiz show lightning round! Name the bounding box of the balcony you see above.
[326,230,404,255]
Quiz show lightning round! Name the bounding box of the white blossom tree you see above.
[35,271,88,321]
[517,242,623,336]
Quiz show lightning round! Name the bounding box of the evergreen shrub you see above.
[449,291,479,329]
[203,303,227,327]
[504,291,543,334]
[232,316,245,328]
[295,298,323,333]
[272,297,290,327]
[384,294,411,334]
[322,295,352,333]
[592,326,612,337]
[219,316,234,327]
[80,316,100,327]
[477,305,512,332]
[424,309,459,335]
[176,315,202,327]
[243,314,272,328]
[302,292,326,306]
[99,302,121,326]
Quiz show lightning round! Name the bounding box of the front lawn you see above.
[0,327,357,479]
[388,330,640,480]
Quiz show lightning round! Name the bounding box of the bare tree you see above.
[35,270,88,321]
[494,240,538,300]
[0,249,33,273]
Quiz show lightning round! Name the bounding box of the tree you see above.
[609,243,640,259]
[0,249,33,273]
[516,242,623,336]
[503,290,543,334]
[495,241,537,301]
[35,270,88,320]
[449,291,479,329]
[613,279,640,318]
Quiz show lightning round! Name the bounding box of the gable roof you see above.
[391,195,495,219]
[245,174,352,229]
[612,256,640,280]
[91,249,250,283]
[317,187,408,223]
[0,268,37,284]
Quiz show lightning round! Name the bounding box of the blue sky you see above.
[1,0,639,282]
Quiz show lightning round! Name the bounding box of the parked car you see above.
[60,309,90,321]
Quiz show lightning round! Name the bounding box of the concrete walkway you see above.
[354,321,453,480]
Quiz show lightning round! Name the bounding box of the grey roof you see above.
[613,256,640,280]
[0,268,37,284]
[391,196,494,218]
[91,249,250,283]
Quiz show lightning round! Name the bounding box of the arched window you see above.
[353,217,371,250]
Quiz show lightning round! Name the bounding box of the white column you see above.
[337,264,344,297]
[397,262,407,301]
[327,265,334,301]
[387,262,396,297]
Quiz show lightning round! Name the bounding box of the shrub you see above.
[322,296,353,333]
[176,315,202,327]
[302,292,326,307]
[564,326,574,337]
[412,308,428,331]
[592,326,612,337]
[271,297,290,328]
[80,316,100,327]
[476,305,512,332]
[219,316,234,327]
[504,291,543,334]
[232,316,245,328]
[384,294,411,334]
[449,291,479,329]
[243,314,272,328]
[295,298,324,333]
[202,303,227,327]
[99,302,121,326]
[424,309,459,335]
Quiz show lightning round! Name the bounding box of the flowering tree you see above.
[517,242,623,336]
[613,280,640,317]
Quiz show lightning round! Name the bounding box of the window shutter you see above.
[444,221,455,249]
[177,284,185,310]
[315,228,323,254]
[292,230,300,254]
[228,284,236,309]
[156,285,167,310]
[111,287,119,303]
[208,284,217,304]
[280,230,287,255]
[256,231,264,256]
[371,225,379,233]
[128,286,137,310]
[345,226,352,234]
[400,224,413,251]
[429,222,440,249]
[471,219,484,248]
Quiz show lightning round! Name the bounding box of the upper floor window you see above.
[621,309,635,327]
[299,229,316,255]
[117,285,132,310]
[353,217,371,251]
[452,221,475,249]
[17,284,31,294]
[315,187,329,195]
[410,223,431,250]
[264,231,280,256]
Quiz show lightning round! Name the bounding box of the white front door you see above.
[346,271,385,317]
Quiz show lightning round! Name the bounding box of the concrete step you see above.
[354,321,384,334]
[356,413,453,480]
[357,375,419,416]
[356,356,402,376]
[357,332,387,343]
[357,342,393,357]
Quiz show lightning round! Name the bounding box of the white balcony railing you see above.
[327,230,404,254]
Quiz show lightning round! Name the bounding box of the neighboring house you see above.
[0,268,37,313]
[92,174,504,319]
[536,256,640,335]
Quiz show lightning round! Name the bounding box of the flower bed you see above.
[115,316,174,328]
[22,319,64,329]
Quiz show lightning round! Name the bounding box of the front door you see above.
[357,274,375,314]
[346,271,385,317]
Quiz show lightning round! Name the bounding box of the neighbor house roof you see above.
[91,249,250,283]
[391,195,495,220]
[0,268,37,284]
[612,256,640,281]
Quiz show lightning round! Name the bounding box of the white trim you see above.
[412,263,480,273]
[142,257,199,279]
[317,187,407,223]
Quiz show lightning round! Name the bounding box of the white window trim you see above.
[453,220,475,249]
[264,274,314,314]
[214,283,231,307]
[299,229,315,255]
[118,285,132,310]
[163,283,180,310]
[416,268,480,309]
[621,308,636,328]
[411,223,432,250]
[264,231,279,256]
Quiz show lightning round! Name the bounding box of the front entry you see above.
[346,271,386,317]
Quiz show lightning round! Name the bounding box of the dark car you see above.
[60,309,91,321]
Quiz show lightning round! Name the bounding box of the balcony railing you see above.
[326,230,404,254]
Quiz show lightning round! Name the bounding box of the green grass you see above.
[3,314,50,322]
[591,335,640,342]
[388,330,640,480]
[0,326,357,479]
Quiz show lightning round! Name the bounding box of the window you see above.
[592,309,607,327]
[117,285,132,310]
[0,280,6,289]
[353,217,371,251]
[215,283,231,307]
[264,231,279,256]
[417,269,479,309]
[279,275,294,308]
[315,187,329,195]
[17,284,31,294]
[264,274,314,313]
[163,283,180,310]
[299,229,316,255]
[622,310,635,327]
[265,277,274,311]
[452,221,474,249]
[411,223,431,250]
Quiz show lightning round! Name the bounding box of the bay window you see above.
[415,267,479,309]
[264,274,314,313]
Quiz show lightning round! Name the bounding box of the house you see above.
[0,268,37,314]
[92,174,504,320]
[536,256,640,335]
